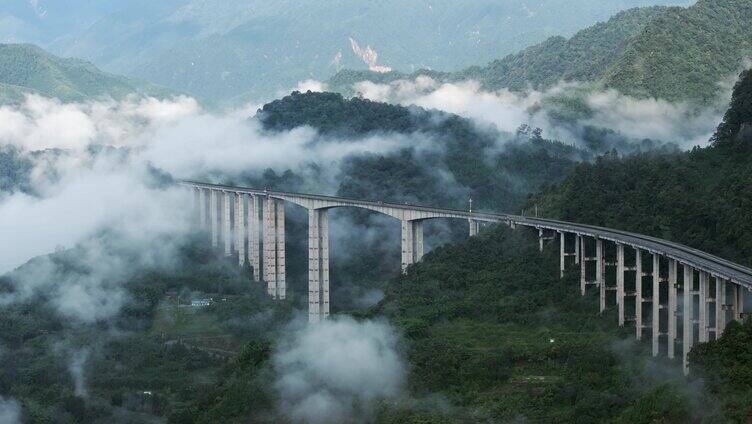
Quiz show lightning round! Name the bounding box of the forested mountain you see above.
[329,6,666,96]
[531,68,752,267]
[330,0,752,105]
[256,91,590,212]
[1,0,690,102]
[0,43,175,103]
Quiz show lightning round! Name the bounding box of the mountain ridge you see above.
[0,43,177,103]
[329,0,752,105]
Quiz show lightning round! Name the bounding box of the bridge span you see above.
[181,181,751,374]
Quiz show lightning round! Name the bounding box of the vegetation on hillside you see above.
[330,0,752,105]
[0,232,289,422]
[0,43,175,104]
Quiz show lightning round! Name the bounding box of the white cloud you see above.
[0,396,21,424]
[351,77,726,148]
[274,317,406,423]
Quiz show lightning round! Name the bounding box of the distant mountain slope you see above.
[330,0,752,105]
[327,6,668,96]
[603,0,752,103]
[0,43,175,103]
[11,0,690,102]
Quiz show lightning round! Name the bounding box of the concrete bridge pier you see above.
[223,191,232,256]
[559,232,565,278]
[616,244,625,326]
[635,248,643,340]
[469,219,479,237]
[263,197,286,299]
[683,265,695,375]
[401,220,425,272]
[210,190,218,247]
[597,238,605,313]
[699,271,709,343]
[198,188,207,229]
[733,284,744,322]
[668,259,678,359]
[248,195,261,281]
[580,237,587,296]
[194,187,201,222]
[575,235,581,265]
[716,277,726,338]
[308,209,330,323]
[235,192,246,267]
[652,253,661,357]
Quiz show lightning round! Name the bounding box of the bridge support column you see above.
[652,253,661,357]
[538,228,544,252]
[699,271,709,343]
[198,188,207,229]
[248,195,261,281]
[683,265,694,375]
[308,209,330,323]
[617,243,625,326]
[716,276,726,338]
[559,232,565,278]
[194,187,201,222]
[668,259,677,359]
[733,284,744,322]
[210,190,218,247]
[597,238,605,313]
[223,192,232,256]
[635,248,643,340]
[575,235,581,265]
[401,220,424,272]
[469,219,479,237]
[263,197,285,299]
[580,237,586,296]
[235,193,245,267]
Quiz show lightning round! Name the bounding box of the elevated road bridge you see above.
[182,181,751,374]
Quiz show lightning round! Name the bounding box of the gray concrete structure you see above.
[210,189,218,247]
[683,265,695,374]
[248,195,261,281]
[235,193,245,266]
[183,181,752,371]
[198,188,207,229]
[597,238,605,313]
[635,248,643,340]
[652,253,661,357]
[223,191,232,256]
[263,197,285,299]
[309,209,330,322]
[668,259,677,359]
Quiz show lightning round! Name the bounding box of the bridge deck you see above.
[182,181,752,289]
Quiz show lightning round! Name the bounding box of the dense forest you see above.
[167,225,752,422]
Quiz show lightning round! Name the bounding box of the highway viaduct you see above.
[181,181,752,374]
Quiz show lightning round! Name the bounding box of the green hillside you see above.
[603,0,752,103]
[330,0,752,105]
[0,43,175,103]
